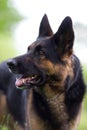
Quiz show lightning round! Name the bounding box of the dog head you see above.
[7,14,75,93]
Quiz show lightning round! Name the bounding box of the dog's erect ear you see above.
[38,14,53,37]
[53,16,74,56]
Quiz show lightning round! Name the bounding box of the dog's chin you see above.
[15,74,46,89]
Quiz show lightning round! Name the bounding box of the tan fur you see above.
[26,88,82,130]
[37,57,74,91]
[26,89,48,130]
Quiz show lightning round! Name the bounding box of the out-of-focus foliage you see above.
[0,0,23,61]
[0,34,16,62]
[83,66,87,84]
[0,0,22,33]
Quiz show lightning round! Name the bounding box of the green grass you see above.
[83,65,87,84]
[78,65,87,130]
[0,126,8,130]
[78,95,87,130]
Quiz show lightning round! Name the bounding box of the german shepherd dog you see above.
[6,14,86,130]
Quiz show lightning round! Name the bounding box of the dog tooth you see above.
[31,76,34,78]
[23,79,25,84]
[32,75,35,79]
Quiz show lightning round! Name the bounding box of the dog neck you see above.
[26,86,80,130]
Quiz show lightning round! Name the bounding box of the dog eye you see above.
[35,46,46,56]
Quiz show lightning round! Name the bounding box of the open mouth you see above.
[15,75,43,89]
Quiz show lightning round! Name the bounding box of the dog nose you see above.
[7,59,18,71]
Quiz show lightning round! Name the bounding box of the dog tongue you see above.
[15,78,24,87]
[15,77,33,87]
[15,75,39,88]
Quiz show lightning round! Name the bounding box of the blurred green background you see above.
[0,0,87,130]
[0,0,22,61]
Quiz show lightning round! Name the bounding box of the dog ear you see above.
[53,16,74,56]
[38,14,53,37]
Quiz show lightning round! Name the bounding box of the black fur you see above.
[65,55,86,119]
[0,61,26,128]
[33,90,61,129]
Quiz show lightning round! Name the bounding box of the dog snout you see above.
[7,59,18,72]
